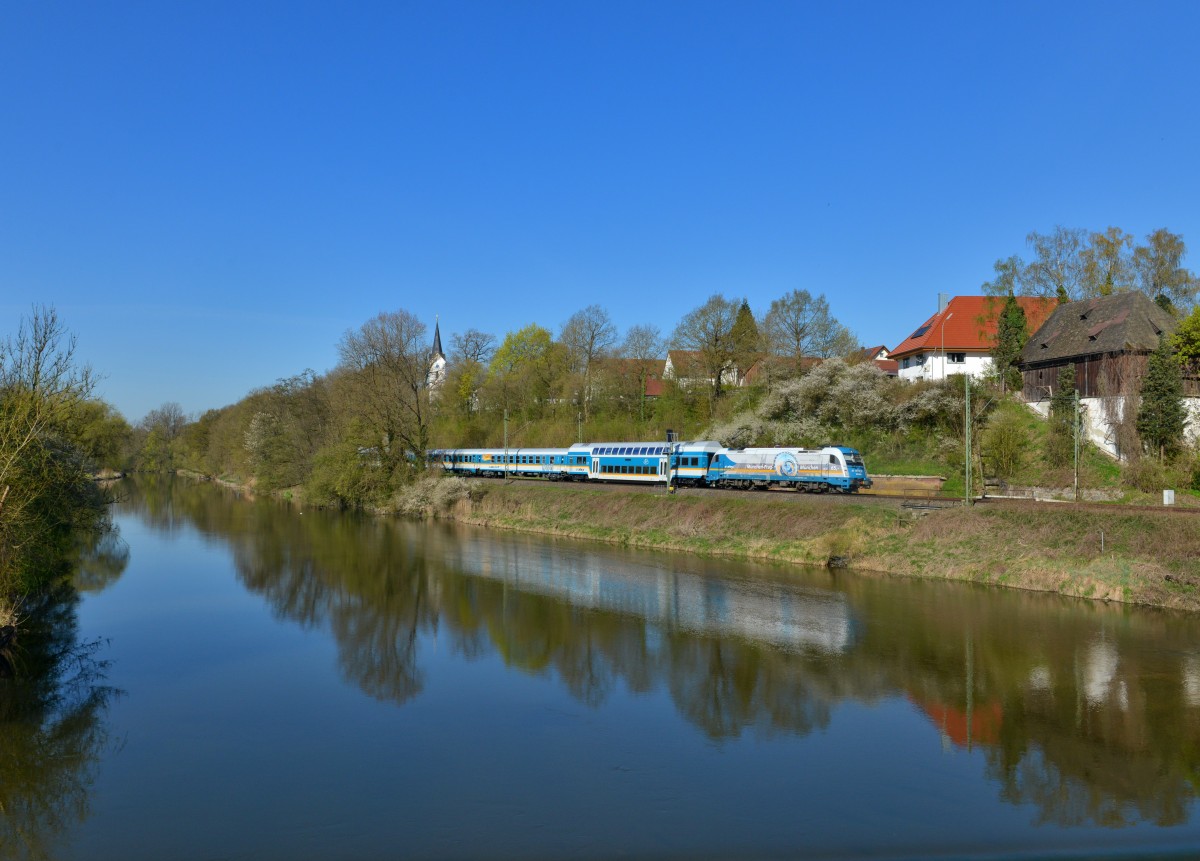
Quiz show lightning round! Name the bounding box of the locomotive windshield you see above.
[844,452,864,466]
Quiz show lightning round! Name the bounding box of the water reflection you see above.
[126,477,1200,829]
[0,587,121,861]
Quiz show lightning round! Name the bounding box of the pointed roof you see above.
[1018,291,1177,366]
[890,296,1058,359]
[430,317,444,360]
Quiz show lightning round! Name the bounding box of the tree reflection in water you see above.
[0,586,122,861]
[130,477,1200,830]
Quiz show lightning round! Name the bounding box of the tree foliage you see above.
[1136,337,1186,461]
[990,293,1029,393]
[337,309,433,478]
[1046,364,1077,468]
[0,308,113,606]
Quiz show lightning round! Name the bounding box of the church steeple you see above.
[431,316,445,361]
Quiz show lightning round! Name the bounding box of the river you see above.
[4,475,1200,860]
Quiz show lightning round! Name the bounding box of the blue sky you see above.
[4,1,1199,421]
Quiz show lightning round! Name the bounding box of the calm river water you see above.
[5,476,1200,860]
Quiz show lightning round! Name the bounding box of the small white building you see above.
[890,295,1058,382]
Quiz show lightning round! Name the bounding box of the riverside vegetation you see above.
[0,308,130,631]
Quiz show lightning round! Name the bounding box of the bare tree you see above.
[140,402,186,440]
[671,294,739,400]
[337,309,431,474]
[1024,226,1087,301]
[450,329,496,366]
[763,289,856,375]
[560,305,617,421]
[621,324,666,420]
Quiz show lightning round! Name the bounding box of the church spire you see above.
[431,315,444,360]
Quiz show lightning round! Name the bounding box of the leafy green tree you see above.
[1170,305,1200,377]
[486,324,557,418]
[990,293,1029,394]
[1136,337,1186,461]
[729,299,760,384]
[1046,364,1076,468]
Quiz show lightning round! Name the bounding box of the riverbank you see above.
[435,479,1200,612]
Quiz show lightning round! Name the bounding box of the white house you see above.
[890,295,1058,382]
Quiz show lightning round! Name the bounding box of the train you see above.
[427,440,872,493]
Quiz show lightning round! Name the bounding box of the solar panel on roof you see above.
[911,324,931,338]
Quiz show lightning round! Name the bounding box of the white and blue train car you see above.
[707,445,871,492]
[429,447,588,480]
[582,441,672,483]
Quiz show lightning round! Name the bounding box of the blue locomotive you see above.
[428,440,871,493]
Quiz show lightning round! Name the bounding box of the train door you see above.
[592,458,599,475]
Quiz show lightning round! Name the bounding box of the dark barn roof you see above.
[1019,292,1177,368]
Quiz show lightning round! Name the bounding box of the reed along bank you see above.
[427,480,1200,613]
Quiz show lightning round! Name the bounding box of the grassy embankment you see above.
[433,479,1200,612]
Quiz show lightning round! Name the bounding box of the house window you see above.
[947,353,966,364]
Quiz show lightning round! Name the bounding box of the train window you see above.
[829,455,837,464]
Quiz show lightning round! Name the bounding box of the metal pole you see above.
[503,409,509,480]
[942,311,953,380]
[1073,389,1080,503]
[964,372,972,506]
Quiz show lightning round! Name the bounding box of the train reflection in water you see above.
[443,533,856,655]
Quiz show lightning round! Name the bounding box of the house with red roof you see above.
[890,296,1058,383]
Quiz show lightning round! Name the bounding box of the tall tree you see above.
[1081,226,1135,297]
[728,299,761,384]
[1025,226,1086,301]
[486,324,556,418]
[620,324,666,421]
[763,289,856,376]
[990,293,1029,394]
[1047,363,1077,468]
[560,305,617,421]
[337,309,432,477]
[447,329,496,419]
[671,294,740,400]
[451,329,496,366]
[1133,228,1200,313]
[1136,336,1186,461]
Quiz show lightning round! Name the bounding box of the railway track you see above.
[472,472,1200,515]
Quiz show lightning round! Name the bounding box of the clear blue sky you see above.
[4,1,1199,422]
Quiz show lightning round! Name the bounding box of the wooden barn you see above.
[1017,292,1196,401]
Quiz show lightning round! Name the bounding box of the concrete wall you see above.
[1026,395,1200,459]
